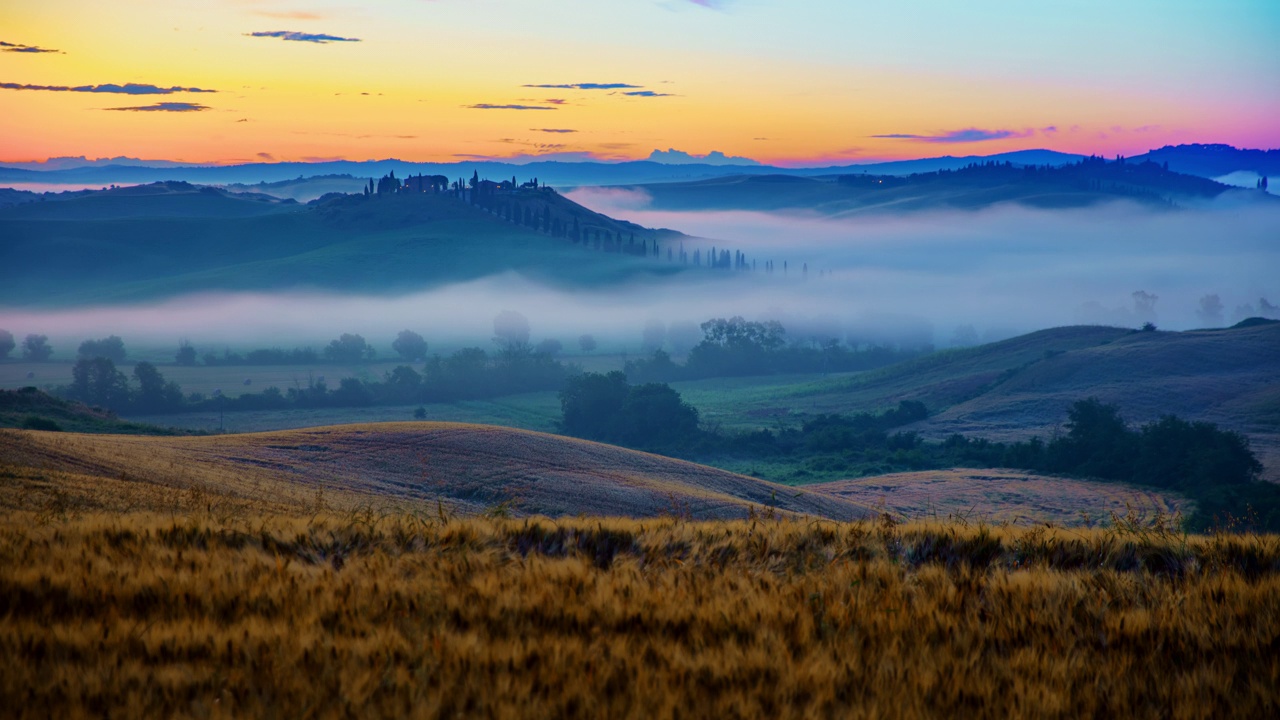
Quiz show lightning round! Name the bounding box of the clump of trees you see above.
[624,316,925,381]
[0,330,14,361]
[78,336,126,363]
[65,357,184,414]
[392,330,428,361]
[22,334,52,362]
[560,372,700,451]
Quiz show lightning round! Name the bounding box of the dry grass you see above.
[1,504,1277,719]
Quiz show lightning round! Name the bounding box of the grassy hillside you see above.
[0,387,195,435]
[1,504,1275,718]
[625,159,1272,216]
[0,183,686,306]
[0,422,873,520]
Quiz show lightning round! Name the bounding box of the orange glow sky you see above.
[2,0,1278,166]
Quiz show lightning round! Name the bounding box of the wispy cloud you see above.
[466,103,557,111]
[246,30,360,44]
[104,102,210,112]
[871,128,1030,143]
[532,128,577,133]
[623,90,673,97]
[1,81,216,94]
[523,83,641,90]
[0,40,62,54]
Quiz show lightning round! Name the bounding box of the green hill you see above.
[721,322,1280,479]
[0,183,687,306]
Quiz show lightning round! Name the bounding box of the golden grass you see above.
[2,503,1278,719]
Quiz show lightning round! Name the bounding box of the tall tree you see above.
[392,330,429,361]
[22,334,52,362]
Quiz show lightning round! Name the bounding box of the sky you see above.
[2,0,1278,166]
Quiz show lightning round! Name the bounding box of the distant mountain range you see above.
[2,144,1272,191]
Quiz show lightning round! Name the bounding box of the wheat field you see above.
[2,499,1277,718]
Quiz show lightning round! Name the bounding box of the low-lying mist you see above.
[2,197,1277,356]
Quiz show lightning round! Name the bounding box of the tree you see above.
[22,334,52,362]
[78,335,126,363]
[133,361,183,413]
[1049,398,1136,480]
[536,338,563,357]
[175,341,198,366]
[324,333,371,363]
[493,310,530,349]
[613,383,700,448]
[332,377,372,406]
[559,372,699,449]
[70,356,129,409]
[578,334,597,353]
[559,371,630,440]
[386,365,422,394]
[1196,294,1224,327]
[0,329,14,360]
[392,330,429,361]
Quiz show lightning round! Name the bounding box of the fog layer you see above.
[2,197,1277,353]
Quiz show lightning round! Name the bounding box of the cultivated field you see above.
[0,423,873,520]
[808,469,1187,526]
[1,505,1276,718]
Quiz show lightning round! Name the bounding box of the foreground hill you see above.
[0,422,873,519]
[0,182,685,306]
[623,159,1273,216]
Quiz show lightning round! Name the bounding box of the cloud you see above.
[648,148,761,166]
[523,83,641,90]
[104,102,211,112]
[1,82,216,95]
[246,30,360,44]
[466,103,557,111]
[532,128,577,133]
[257,152,275,160]
[623,90,674,97]
[0,41,62,54]
[685,0,727,7]
[871,128,1031,143]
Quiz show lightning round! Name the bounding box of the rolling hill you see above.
[621,159,1272,216]
[0,422,877,519]
[0,182,687,307]
[0,420,1193,525]
[732,321,1280,480]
